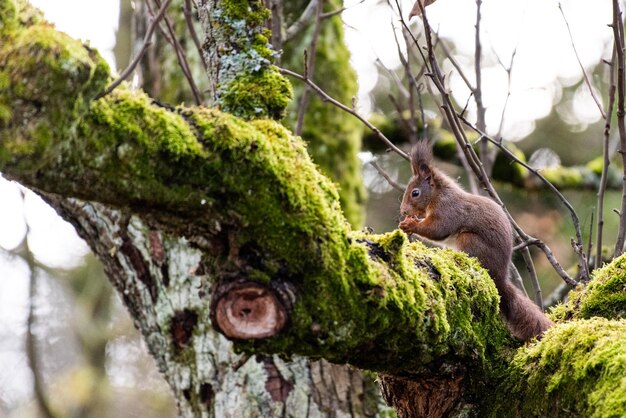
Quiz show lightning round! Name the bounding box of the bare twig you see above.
[370,160,406,191]
[508,263,529,297]
[586,210,594,273]
[26,250,59,418]
[97,0,174,99]
[394,3,482,195]
[184,0,208,72]
[512,238,541,251]
[388,94,416,140]
[597,53,616,268]
[438,40,475,92]
[152,0,203,104]
[558,3,607,119]
[295,0,324,136]
[492,43,519,141]
[388,12,417,142]
[375,55,410,97]
[473,0,490,175]
[279,67,409,160]
[265,0,284,55]
[612,0,626,257]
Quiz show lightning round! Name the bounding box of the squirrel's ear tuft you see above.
[419,163,431,179]
[410,140,433,177]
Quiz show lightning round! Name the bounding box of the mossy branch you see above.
[3,2,626,417]
[0,0,511,371]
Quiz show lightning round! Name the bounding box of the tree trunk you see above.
[107,0,383,414]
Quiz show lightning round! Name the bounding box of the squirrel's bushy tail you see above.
[497,281,553,341]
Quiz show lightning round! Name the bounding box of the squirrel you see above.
[398,141,553,341]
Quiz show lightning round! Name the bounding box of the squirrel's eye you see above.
[411,188,421,198]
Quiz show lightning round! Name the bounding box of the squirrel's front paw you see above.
[399,216,421,233]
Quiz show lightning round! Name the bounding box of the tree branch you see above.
[612,0,626,257]
[97,0,174,98]
[280,67,408,160]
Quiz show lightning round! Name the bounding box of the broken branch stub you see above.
[212,281,289,339]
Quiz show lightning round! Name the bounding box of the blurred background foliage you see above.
[1,0,622,416]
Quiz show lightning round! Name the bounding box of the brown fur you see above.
[399,142,552,341]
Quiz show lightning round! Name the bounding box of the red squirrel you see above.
[398,141,553,341]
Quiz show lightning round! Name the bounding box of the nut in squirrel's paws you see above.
[399,216,422,233]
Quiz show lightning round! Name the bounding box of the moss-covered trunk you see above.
[3,1,626,418]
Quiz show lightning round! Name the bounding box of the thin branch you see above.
[97,0,174,99]
[184,0,208,72]
[558,3,607,119]
[508,262,529,297]
[265,0,284,56]
[390,17,419,142]
[394,3,483,196]
[370,160,406,191]
[376,58,410,99]
[597,54,616,268]
[279,67,409,160]
[474,0,490,175]
[388,94,416,140]
[612,0,626,257]
[512,238,541,251]
[152,0,203,104]
[403,30,429,140]
[295,0,324,136]
[438,40,475,92]
[492,40,519,141]
[586,211,594,273]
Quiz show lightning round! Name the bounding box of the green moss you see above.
[222,0,269,25]
[550,253,626,322]
[0,22,109,166]
[211,0,292,120]
[220,67,293,120]
[488,318,626,417]
[0,0,17,34]
[236,228,512,377]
